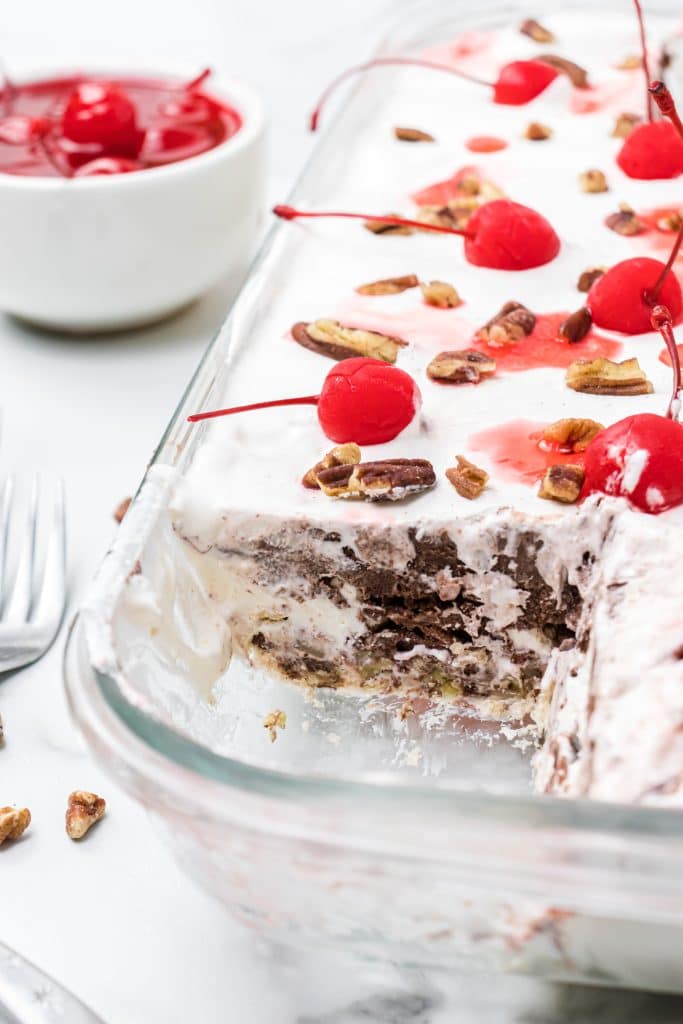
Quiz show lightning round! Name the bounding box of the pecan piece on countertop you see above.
[0,806,30,846]
[292,319,408,364]
[538,464,585,504]
[446,455,489,499]
[394,126,435,142]
[427,349,496,384]
[541,418,604,453]
[263,709,287,742]
[559,306,592,343]
[579,168,608,193]
[537,53,588,88]
[363,213,415,235]
[577,266,605,292]
[302,442,361,489]
[611,111,641,139]
[316,458,436,501]
[605,203,645,236]
[520,18,555,43]
[66,790,106,840]
[356,274,419,296]
[525,121,553,141]
[477,301,536,346]
[113,496,131,524]
[420,280,462,308]
[566,356,654,395]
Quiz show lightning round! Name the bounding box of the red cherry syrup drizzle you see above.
[465,136,507,153]
[472,312,621,372]
[0,72,241,177]
[469,421,588,485]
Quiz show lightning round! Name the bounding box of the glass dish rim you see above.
[68,0,683,843]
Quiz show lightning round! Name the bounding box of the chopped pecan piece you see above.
[541,418,604,453]
[538,464,585,504]
[364,213,415,235]
[417,203,473,232]
[656,210,682,232]
[427,349,496,384]
[525,121,553,141]
[477,301,536,346]
[520,18,555,43]
[356,274,419,296]
[263,709,287,742]
[611,111,641,139]
[113,496,131,524]
[316,459,436,501]
[559,307,592,343]
[577,266,605,292]
[537,53,588,88]
[0,806,30,845]
[605,203,645,236]
[617,54,641,69]
[394,126,434,142]
[566,357,654,395]
[302,443,361,489]
[446,455,489,499]
[292,319,407,363]
[420,280,462,308]
[579,169,608,193]
[66,791,106,840]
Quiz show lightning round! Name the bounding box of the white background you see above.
[3,2,683,1021]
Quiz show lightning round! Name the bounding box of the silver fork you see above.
[0,477,66,673]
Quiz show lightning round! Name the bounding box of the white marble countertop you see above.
[3,1,683,1021]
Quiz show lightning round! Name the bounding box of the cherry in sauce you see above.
[0,74,241,177]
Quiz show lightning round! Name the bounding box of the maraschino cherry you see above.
[309,56,561,130]
[616,1,683,179]
[61,82,143,156]
[273,199,560,272]
[188,357,421,445]
[582,248,683,511]
[587,253,682,334]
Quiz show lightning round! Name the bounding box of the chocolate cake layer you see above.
[177,503,610,712]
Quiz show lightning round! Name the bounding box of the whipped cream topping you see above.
[173,8,683,542]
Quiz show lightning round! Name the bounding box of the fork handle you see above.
[0,941,106,1023]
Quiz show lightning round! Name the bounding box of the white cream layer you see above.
[174,8,683,542]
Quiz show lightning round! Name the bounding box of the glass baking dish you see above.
[64,0,683,993]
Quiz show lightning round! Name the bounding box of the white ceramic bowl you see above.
[0,67,266,332]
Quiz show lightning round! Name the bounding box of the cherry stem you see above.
[651,305,681,420]
[309,57,492,131]
[184,68,212,92]
[647,218,683,305]
[273,204,471,238]
[633,0,654,121]
[649,80,683,141]
[188,394,319,424]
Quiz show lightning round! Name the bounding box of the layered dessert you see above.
[168,5,683,803]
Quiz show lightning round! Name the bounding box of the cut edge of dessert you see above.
[159,1,683,804]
